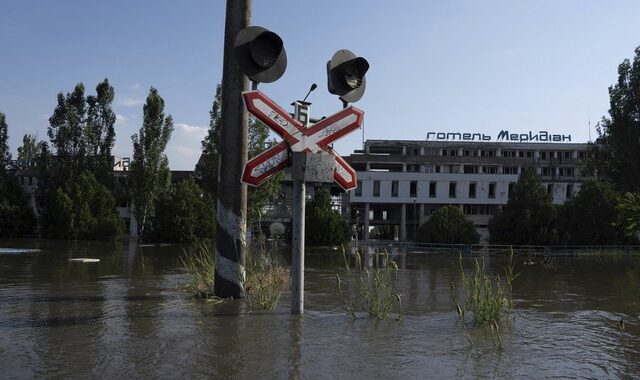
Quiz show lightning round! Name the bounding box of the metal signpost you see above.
[240,90,364,314]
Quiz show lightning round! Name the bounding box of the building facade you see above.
[344,139,592,241]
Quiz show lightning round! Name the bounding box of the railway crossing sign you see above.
[241,90,363,190]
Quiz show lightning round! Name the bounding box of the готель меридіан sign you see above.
[426,130,571,142]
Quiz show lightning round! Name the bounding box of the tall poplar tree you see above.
[86,79,116,185]
[591,46,640,192]
[0,112,10,175]
[130,87,173,239]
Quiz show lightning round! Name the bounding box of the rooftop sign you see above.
[426,130,572,143]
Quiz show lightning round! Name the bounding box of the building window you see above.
[541,167,551,176]
[410,181,417,197]
[449,182,457,198]
[502,150,516,158]
[429,182,437,198]
[481,150,495,157]
[435,165,441,173]
[547,183,553,194]
[541,151,547,160]
[464,165,477,174]
[373,181,380,197]
[482,166,497,174]
[563,151,572,159]
[391,181,399,197]
[508,183,514,199]
[488,183,496,199]
[469,183,476,198]
[449,149,458,157]
[503,166,518,175]
[566,184,573,198]
[355,180,362,196]
[559,167,575,177]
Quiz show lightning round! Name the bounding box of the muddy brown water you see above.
[1,239,639,378]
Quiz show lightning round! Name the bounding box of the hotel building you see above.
[344,138,592,241]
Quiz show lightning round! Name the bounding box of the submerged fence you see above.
[353,240,640,257]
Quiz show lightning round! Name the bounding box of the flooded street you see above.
[1,239,639,378]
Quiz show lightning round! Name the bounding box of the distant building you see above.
[343,139,593,241]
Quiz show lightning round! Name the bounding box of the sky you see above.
[1,0,640,170]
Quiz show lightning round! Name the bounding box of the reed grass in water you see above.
[243,236,289,311]
[336,248,402,320]
[451,248,518,350]
[180,243,217,299]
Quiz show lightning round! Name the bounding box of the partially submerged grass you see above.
[244,236,289,311]
[336,248,402,320]
[451,248,518,349]
[180,243,218,300]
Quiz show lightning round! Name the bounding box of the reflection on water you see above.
[1,239,639,378]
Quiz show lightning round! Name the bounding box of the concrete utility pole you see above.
[214,0,251,298]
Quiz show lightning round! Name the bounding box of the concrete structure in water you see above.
[343,139,593,241]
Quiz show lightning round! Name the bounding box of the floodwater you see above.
[1,239,639,379]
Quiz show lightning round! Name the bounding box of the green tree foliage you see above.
[151,177,216,243]
[16,134,41,169]
[85,79,116,186]
[416,205,479,244]
[130,87,173,239]
[47,83,87,186]
[558,180,626,245]
[0,178,37,237]
[0,112,11,174]
[195,84,282,226]
[489,168,558,245]
[39,172,123,239]
[46,79,116,188]
[195,84,221,195]
[0,113,37,237]
[617,192,640,240]
[305,189,350,246]
[590,46,640,192]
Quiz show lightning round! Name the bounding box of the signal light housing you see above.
[327,49,369,103]
[234,26,287,83]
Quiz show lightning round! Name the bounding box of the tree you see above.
[416,205,479,244]
[73,171,123,239]
[558,180,626,245]
[47,83,87,188]
[305,189,351,246]
[195,84,282,226]
[16,134,41,170]
[0,112,10,174]
[0,177,37,237]
[617,192,640,240]
[195,84,222,195]
[85,79,116,186]
[489,168,559,245]
[39,171,123,239]
[590,46,640,192]
[130,87,173,239]
[151,177,216,243]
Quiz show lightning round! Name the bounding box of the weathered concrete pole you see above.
[214,0,251,298]
[291,174,305,314]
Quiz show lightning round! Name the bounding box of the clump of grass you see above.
[336,248,402,320]
[244,236,289,311]
[451,248,518,349]
[180,243,218,300]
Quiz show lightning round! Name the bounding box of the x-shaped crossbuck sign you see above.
[241,90,364,190]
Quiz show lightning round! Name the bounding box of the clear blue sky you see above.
[1,1,639,169]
